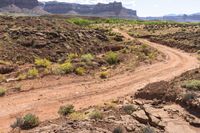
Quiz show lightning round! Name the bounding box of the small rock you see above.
[132,110,149,124]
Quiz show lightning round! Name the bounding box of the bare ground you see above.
[0,30,199,132]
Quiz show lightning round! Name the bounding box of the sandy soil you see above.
[0,30,199,132]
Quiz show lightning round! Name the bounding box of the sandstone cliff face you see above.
[43,1,137,18]
[0,0,137,19]
[0,0,38,9]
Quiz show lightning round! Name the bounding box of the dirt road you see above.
[0,30,199,132]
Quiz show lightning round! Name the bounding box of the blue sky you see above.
[40,0,200,17]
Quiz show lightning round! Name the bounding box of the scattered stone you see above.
[131,110,149,124]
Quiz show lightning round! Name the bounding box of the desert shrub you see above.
[181,80,200,91]
[81,54,94,63]
[75,67,85,75]
[105,51,119,65]
[18,73,27,80]
[59,62,74,74]
[13,84,22,92]
[67,53,78,61]
[100,71,108,79]
[0,88,6,96]
[182,92,197,102]
[35,58,51,68]
[11,114,39,129]
[142,125,155,133]
[67,18,93,26]
[89,109,103,120]
[58,104,75,116]
[27,68,39,78]
[69,112,86,121]
[122,104,137,115]
[0,74,5,82]
[113,126,124,133]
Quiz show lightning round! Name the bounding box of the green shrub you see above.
[58,104,75,116]
[122,104,137,115]
[75,67,85,75]
[0,74,5,82]
[182,92,197,102]
[69,112,86,121]
[35,58,51,68]
[181,80,200,91]
[0,88,6,96]
[113,126,123,133]
[11,114,39,129]
[67,18,93,26]
[105,51,119,65]
[18,73,27,80]
[27,68,39,78]
[81,54,94,63]
[89,109,103,120]
[142,126,155,133]
[67,53,78,61]
[59,62,74,74]
[22,114,39,129]
[100,71,108,79]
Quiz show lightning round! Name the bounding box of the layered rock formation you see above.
[0,0,137,19]
[43,1,137,18]
[0,0,39,9]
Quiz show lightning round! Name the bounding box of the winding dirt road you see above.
[0,30,199,132]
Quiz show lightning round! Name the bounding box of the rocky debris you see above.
[185,114,200,127]
[114,35,124,42]
[0,16,125,63]
[135,81,179,102]
[132,110,149,124]
[0,65,16,74]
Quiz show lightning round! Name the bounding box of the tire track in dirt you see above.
[0,30,199,132]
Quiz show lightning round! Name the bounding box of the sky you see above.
[40,0,200,17]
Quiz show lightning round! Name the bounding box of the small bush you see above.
[11,114,39,130]
[27,68,39,78]
[18,73,27,80]
[181,80,200,91]
[182,92,197,102]
[0,74,5,82]
[67,18,93,26]
[142,126,155,133]
[58,104,75,116]
[113,126,124,133]
[100,71,108,79]
[81,54,94,63]
[75,67,85,75]
[0,88,6,96]
[35,58,51,68]
[67,53,78,61]
[105,51,119,65]
[59,62,74,74]
[122,104,137,115]
[89,109,103,120]
[69,112,86,121]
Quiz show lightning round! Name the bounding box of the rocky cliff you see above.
[0,0,39,9]
[43,1,137,18]
[0,0,137,19]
